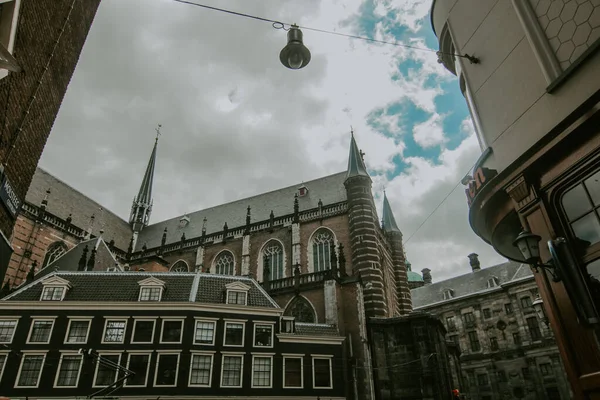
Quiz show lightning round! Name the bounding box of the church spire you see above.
[382,191,401,234]
[345,129,370,181]
[129,125,160,231]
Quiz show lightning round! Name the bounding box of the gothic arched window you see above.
[214,251,235,275]
[312,229,333,272]
[284,296,316,323]
[170,260,189,272]
[43,242,68,268]
[263,241,284,281]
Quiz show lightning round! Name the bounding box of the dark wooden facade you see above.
[0,272,346,399]
[468,89,600,399]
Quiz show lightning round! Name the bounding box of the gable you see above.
[137,276,166,286]
[41,275,71,287]
[225,281,251,291]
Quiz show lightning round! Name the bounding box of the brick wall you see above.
[0,0,101,280]
[7,213,78,285]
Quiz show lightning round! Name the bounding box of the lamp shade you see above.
[513,230,542,264]
[280,24,311,70]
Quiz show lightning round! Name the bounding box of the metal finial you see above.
[155,124,162,142]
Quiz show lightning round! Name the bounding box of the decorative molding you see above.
[505,175,538,210]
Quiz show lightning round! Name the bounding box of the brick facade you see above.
[0,0,100,282]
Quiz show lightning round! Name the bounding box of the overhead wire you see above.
[170,0,484,247]
[171,0,473,60]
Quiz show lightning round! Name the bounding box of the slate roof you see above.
[382,192,401,233]
[411,261,533,309]
[135,172,348,250]
[26,168,132,250]
[34,237,119,281]
[3,271,279,308]
[294,323,340,336]
[346,134,370,180]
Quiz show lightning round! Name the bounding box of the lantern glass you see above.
[532,296,546,322]
[513,230,542,263]
[280,25,311,70]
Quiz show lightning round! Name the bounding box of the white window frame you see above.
[223,321,246,347]
[15,352,46,388]
[26,318,55,344]
[101,319,128,344]
[131,319,156,344]
[40,286,67,301]
[193,319,216,346]
[188,351,214,387]
[226,290,248,305]
[220,353,244,388]
[138,286,163,302]
[153,352,180,387]
[92,352,122,388]
[312,355,333,389]
[53,352,84,388]
[0,0,22,80]
[0,318,19,343]
[137,277,166,301]
[251,354,273,389]
[253,322,275,348]
[0,351,9,383]
[124,351,152,387]
[283,355,304,389]
[64,318,92,344]
[159,319,184,344]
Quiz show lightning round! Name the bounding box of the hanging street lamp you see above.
[279,24,311,70]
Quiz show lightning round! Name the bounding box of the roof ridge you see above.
[412,261,516,289]
[33,167,128,224]
[146,171,347,226]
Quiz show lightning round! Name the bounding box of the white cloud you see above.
[39,0,507,284]
[413,113,447,148]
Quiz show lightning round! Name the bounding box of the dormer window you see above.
[224,281,251,306]
[487,277,499,288]
[179,215,190,228]
[137,277,166,302]
[298,185,308,197]
[443,289,454,300]
[40,276,71,301]
[227,291,247,305]
[42,286,65,301]
[281,316,295,334]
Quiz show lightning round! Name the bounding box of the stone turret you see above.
[382,192,412,315]
[344,132,386,317]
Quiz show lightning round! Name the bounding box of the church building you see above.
[4,133,422,399]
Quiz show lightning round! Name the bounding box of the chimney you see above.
[421,268,432,285]
[468,253,481,272]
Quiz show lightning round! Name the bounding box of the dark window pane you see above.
[162,321,182,343]
[127,354,150,386]
[284,358,302,387]
[156,354,178,386]
[224,323,244,346]
[563,184,592,220]
[572,212,600,245]
[585,170,600,206]
[133,321,154,343]
[314,358,331,388]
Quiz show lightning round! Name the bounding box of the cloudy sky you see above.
[40,0,507,282]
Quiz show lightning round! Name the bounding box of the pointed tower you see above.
[344,132,386,318]
[129,127,160,233]
[382,192,412,315]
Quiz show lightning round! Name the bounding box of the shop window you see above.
[561,170,600,246]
